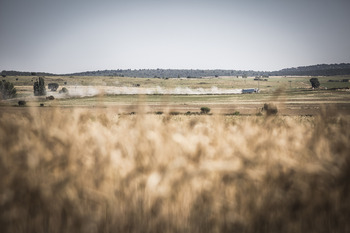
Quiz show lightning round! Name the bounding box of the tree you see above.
[48,83,59,91]
[310,78,320,88]
[263,103,278,116]
[59,87,69,94]
[200,107,211,114]
[0,80,16,99]
[33,77,46,96]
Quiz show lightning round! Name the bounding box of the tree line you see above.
[2,63,350,78]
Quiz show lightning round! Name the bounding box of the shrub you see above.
[200,106,211,114]
[59,87,69,94]
[263,103,278,116]
[48,83,59,91]
[0,80,16,99]
[310,78,320,88]
[18,100,26,106]
[169,111,180,115]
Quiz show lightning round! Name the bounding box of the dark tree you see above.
[33,77,46,96]
[48,83,59,91]
[0,80,17,99]
[263,103,278,116]
[200,107,211,114]
[310,78,320,88]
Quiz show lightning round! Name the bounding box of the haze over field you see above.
[1,0,350,73]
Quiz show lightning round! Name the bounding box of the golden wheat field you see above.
[0,107,350,233]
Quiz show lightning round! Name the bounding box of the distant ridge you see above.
[2,63,350,77]
[271,63,350,76]
[0,71,56,76]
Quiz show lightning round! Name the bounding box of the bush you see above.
[18,100,26,106]
[0,80,16,99]
[310,78,320,88]
[200,107,211,114]
[48,83,59,91]
[59,87,69,94]
[263,103,278,116]
[169,111,180,115]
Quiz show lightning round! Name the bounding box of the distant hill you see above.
[271,63,350,76]
[67,69,262,78]
[2,63,350,77]
[0,70,55,76]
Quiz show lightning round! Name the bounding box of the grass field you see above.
[1,75,350,115]
[1,75,350,233]
[0,107,350,233]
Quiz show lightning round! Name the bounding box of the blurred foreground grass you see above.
[0,108,349,233]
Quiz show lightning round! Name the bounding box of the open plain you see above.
[1,75,350,115]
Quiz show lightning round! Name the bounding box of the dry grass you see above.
[0,107,349,233]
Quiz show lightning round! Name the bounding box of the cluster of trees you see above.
[1,70,55,76]
[67,69,264,78]
[62,63,350,77]
[48,83,59,91]
[273,63,350,76]
[33,77,46,96]
[0,80,16,99]
[2,63,350,79]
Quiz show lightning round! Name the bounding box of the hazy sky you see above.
[1,0,350,73]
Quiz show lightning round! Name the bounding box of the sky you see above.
[0,0,350,74]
